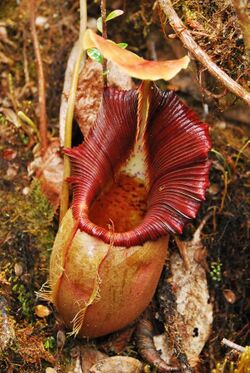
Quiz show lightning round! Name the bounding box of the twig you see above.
[221,338,245,353]
[235,139,250,168]
[101,0,107,86]
[59,0,87,223]
[158,0,250,106]
[220,170,228,213]
[7,73,18,112]
[29,0,48,155]
[22,30,30,85]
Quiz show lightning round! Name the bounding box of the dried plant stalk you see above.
[59,0,87,222]
[29,0,48,154]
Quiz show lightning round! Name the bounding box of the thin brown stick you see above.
[29,0,48,155]
[158,0,250,106]
[101,0,107,86]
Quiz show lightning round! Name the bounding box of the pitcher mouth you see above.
[65,83,211,247]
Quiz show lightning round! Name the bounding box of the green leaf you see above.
[97,17,102,33]
[87,48,103,64]
[97,10,124,33]
[106,9,124,22]
[117,42,128,49]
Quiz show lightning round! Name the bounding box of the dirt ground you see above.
[0,1,249,372]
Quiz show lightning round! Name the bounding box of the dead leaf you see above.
[0,296,15,353]
[0,51,14,65]
[99,324,135,354]
[83,29,190,81]
[5,163,19,180]
[223,289,237,304]
[46,368,57,373]
[1,108,21,128]
[154,214,213,368]
[74,59,133,140]
[28,139,63,210]
[3,148,17,161]
[59,43,132,144]
[35,304,51,318]
[89,356,143,373]
[0,25,8,42]
[80,346,107,373]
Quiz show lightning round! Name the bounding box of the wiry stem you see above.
[158,0,250,106]
[59,0,87,223]
[101,0,108,86]
[29,0,48,155]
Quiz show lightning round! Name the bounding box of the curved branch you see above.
[158,0,250,106]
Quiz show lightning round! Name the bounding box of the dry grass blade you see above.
[29,0,48,155]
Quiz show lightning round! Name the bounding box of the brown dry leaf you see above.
[0,296,15,353]
[99,324,136,354]
[0,25,8,42]
[59,42,133,144]
[16,326,55,364]
[34,304,51,318]
[83,29,190,81]
[223,289,237,304]
[89,356,143,373]
[0,51,14,65]
[80,346,107,373]
[66,345,106,373]
[1,107,21,128]
[0,23,16,47]
[74,59,133,139]
[28,139,63,210]
[154,216,213,368]
[73,59,103,139]
[45,368,57,373]
[3,148,17,161]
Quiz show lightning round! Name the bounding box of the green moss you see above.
[0,180,56,321]
[44,336,56,352]
[12,282,34,321]
[210,260,223,284]
[0,179,55,252]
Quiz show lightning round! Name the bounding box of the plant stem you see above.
[59,0,87,223]
[101,0,107,86]
[30,0,48,155]
[158,0,250,106]
[221,338,245,353]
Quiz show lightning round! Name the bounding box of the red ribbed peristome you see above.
[65,84,211,247]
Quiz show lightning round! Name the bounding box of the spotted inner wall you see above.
[89,173,147,233]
